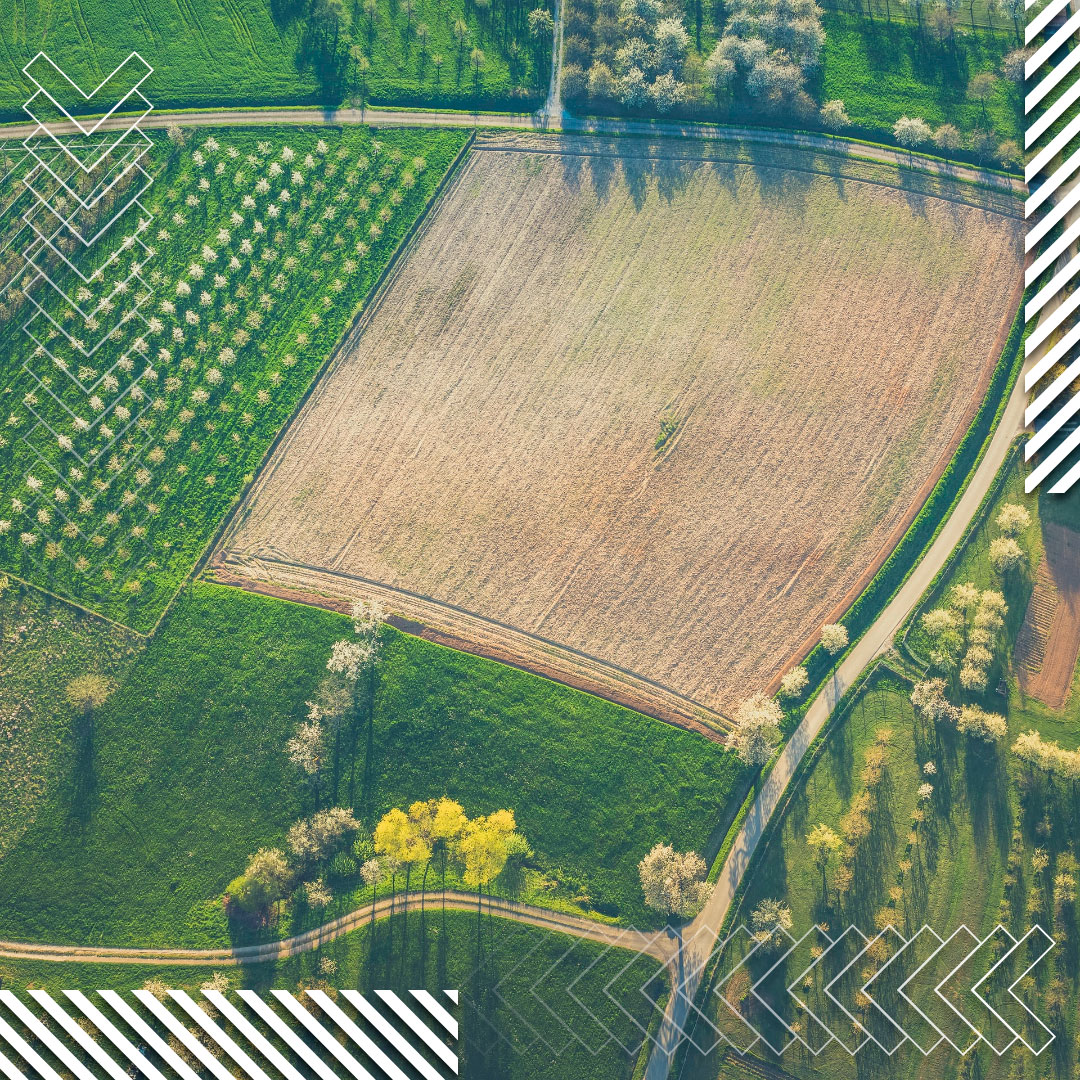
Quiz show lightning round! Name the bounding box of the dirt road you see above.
[0,892,674,967]
[0,106,1021,195]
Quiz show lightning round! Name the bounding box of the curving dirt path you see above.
[0,892,675,967]
[0,106,1021,196]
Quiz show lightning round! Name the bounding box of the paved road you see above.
[642,364,1029,1077]
[0,891,675,967]
[0,105,1020,194]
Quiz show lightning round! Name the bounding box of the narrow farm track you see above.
[0,892,676,967]
[0,105,1021,194]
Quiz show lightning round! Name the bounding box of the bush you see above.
[329,852,358,881]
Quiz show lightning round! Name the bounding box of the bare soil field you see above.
[218,133,1024,724]
[1018,522,1080,710]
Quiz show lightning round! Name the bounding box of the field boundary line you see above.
[0,571,150,638]
[208,558,730,739]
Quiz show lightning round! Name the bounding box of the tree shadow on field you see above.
[899,184,931,220]
[745,839,790,921]
[704,158,744,202]
[295,28,351,106]
[588,151,617,203]
[66,709,97,827]
[654,159,697,205]
[818,151,848,203]
[270,0,307,27]
[621,155,651,211]
[582,148,710,211]
[785,775,811,842]
[748,158,813,217]
[558,151,587,197]
[963,740,1012,863]
[826,703,856,807]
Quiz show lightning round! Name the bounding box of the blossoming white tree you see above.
[778,666,809,701]
[638,842,710,925]
[731,693,783,766]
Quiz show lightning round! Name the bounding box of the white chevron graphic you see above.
[0,924,1057,1072]
[0,53,159,586]
[1024,0,1080,490]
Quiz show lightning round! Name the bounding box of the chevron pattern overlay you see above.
[1024,0,1080,490]
[474,918,1055,1069]
[0,922,1053,1076]
[0,53,158,587]
[0,988,459,1079]
[701,921,1055,1060]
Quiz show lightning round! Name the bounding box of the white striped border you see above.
[1025,0,1080,491]
[0,990,459,1079]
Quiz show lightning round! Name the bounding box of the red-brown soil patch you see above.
[1017,522,1080,710]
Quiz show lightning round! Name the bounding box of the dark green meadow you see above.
[0,581,743,946]
[0,0,548,116]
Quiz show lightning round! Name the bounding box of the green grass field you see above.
[818,14,1022,143]
[0,911,662,1080]
[0,581,743,946]
[0,0,546,117]
[0,0,1020,144]
[682,669,1080,1080]
[0,125,466,631]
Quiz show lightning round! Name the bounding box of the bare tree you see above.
[968,72,997,123]
[933,123,962,163]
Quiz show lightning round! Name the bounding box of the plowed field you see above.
[219,135,1024,724]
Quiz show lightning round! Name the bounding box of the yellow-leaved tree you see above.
[374,806,430,955]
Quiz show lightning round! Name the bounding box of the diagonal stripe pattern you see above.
[0,989,459,1079]
[1024,0,1080,490]
[0,923,1058,1074]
